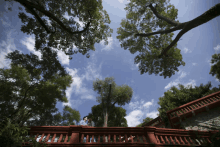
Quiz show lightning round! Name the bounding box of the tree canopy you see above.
[117,0,220,79]
[23,105,81,127]
[93,77,133,127]
[86,104,128,127]
[135,117,154,127]
[6,0,113,59]
[157,81,220,128]
[0,49,77,127]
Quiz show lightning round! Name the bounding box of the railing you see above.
[141,116,165,128]
[20,125,219,147]
[166,91,220,129]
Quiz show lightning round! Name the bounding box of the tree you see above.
[5,0,113,59]
[23,105,80,127]
[0,49,82,146]
[157,81,220,129]
[93,77,133,127]
[135,117,154,127]
[86,104,128,143]
[116,0,220,79]
[86,104,128,127]
[0,49,72,127]
[0,115,50,147]
[209,53,220,81]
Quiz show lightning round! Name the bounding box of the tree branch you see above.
[148,3,180,26]
[8,83,37,120]
[134,3,220,58]
[135,24,183,37]
[159,3,220,57]
[15,0,92,35]
[26,6,54,34]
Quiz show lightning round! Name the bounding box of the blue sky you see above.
[1,0,220,127]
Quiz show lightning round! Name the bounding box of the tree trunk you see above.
[103,110,108,142]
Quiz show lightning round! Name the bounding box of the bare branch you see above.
[148,3,180,26]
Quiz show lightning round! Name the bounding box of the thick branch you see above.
[135,24,183,37]
[15,0,92,35]
[148,3,180,26]
[26,6,53,34]
[159,3,220,57]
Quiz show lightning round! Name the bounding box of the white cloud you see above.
[63,52,103,107]
[100,37,114,51]
[82,53,103,81]
[164,70,190,90]
[182,47,192,53]
[132,92,139,100]
[20,35,42,60]
[183,79,196,89]
[128,98,154,111]
[207,58,214,66]
[192,63,197,66]
[62,67,96,108]
[143,101,153,108]
[0,29,17,69]
[179,71,187,79]
[56,48,71,65]
[164,79,180,90]
[126,58,139,71]
[128,100,144,110]
[125,110,144,127]
[103,0,128,11]
[214,44,220,53]
[126,99,156,126]
[20,36,72,65]
[118,0,125,3]
[146,111,159,118]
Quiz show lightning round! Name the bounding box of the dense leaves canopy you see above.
[117,0,220,79]
[157,81,220,128]
[6,0,113,59]
[86,104,128,127]
[0,49,80,127]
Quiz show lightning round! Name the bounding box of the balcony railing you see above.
[20,125,219,147]
[166,91,220,129]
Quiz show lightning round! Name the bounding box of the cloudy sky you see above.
[1,0,220,128]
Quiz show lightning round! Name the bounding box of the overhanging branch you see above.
[137,3,220,58]
[26,6,53,34]
[15,0,92,35]
[148,3,180,26]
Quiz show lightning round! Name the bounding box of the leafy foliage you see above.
[0,49,81,145]
[117,0,185,79]
[7,0,113,59]
[117,0,220,79]
[0,116,50,147]
[86,104,128,127]
[136,117,154,127]
[210,53,220,81]
[157,81,220,128]
[24,105,80,127]
[1,50,74,127]
[93,77,133,127]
